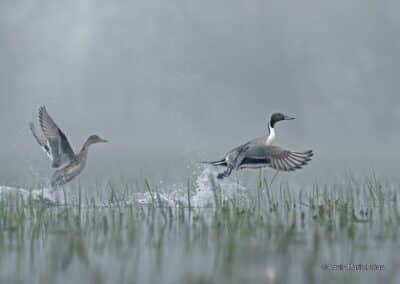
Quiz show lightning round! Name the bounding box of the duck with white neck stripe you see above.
[202,112,312,179]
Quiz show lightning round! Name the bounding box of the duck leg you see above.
[217,165,234,179]
[50,168,67,190]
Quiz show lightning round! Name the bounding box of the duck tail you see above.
[199,158,227,166]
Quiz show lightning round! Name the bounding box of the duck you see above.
[203,112,313,179]
[30,106,108,189]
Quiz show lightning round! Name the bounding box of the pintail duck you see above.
[30,106,107,189]
[203,112,313,179]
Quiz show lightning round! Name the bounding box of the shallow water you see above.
[0,160,399,284]
[0,166,249,207]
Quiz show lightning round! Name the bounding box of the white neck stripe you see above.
[266,125,275,145]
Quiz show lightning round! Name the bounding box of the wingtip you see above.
[38,106,48,127]
[38,105,47,117]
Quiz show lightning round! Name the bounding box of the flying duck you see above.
[204,113,313,179]
[30,106,107,189]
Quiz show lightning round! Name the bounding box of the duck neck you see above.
[79,140,92,157]
[266,122,275,145]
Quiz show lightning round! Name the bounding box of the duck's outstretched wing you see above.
[30,122,52,160]
[240,145,313,171]
[37,106,75,168]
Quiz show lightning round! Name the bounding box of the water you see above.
[133,167,251,207]
[0,186,58,203]
[0,161,399,284]
[0,166,251,207]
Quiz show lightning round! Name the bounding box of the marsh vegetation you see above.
[0,161,398,284]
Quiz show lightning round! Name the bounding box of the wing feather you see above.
[265,146,313,172]
[30,122,52,160]
[35,106,75,168]
[237,144,313,172]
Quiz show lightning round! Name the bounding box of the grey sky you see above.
[1,0,400,160]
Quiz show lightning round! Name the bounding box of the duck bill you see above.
[100,139,108,143]
[284,115,295,120]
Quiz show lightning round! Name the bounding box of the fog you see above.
[1,0,400,160]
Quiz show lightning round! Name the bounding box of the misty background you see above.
[1,0,400,167]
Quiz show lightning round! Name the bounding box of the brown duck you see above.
[30,106,107,189]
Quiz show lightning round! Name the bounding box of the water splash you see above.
[0,167,252,207]
[133,166,250,207]
[0,186,63,205]
[191,166,249,207]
